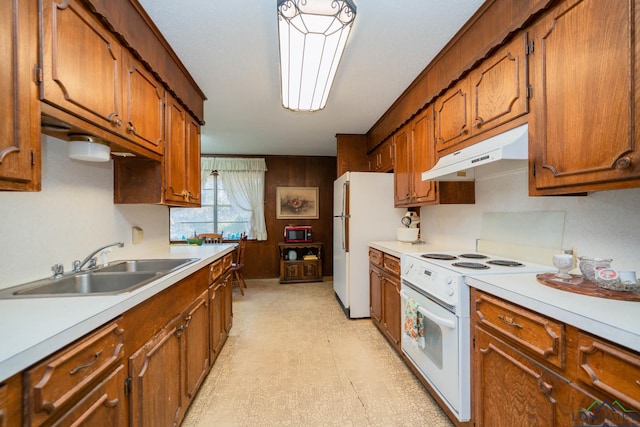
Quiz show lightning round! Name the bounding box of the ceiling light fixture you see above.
[277,0,356,112]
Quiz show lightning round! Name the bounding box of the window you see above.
[170,172,250,241]
[170,157,268,241]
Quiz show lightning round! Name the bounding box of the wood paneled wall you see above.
[228,155,337,280]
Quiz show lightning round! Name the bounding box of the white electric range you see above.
[399,251,555,422]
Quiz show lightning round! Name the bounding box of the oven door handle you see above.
[417,306,456,329]
[400,290,456,329]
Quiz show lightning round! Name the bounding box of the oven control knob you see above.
[446,276,453,285]
[447,288,455,296]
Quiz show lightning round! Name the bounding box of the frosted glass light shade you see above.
[68,135,111,162]
[277,0,356,112]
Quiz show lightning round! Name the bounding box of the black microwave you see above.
[284,226,312,243]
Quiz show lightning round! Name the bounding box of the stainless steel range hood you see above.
[422,123,528,181]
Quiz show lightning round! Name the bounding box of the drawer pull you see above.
[69,350,103,375]
[498,314,523,329]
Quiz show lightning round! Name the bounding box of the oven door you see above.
[400,281,470,421]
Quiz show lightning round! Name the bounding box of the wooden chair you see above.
[197,233,223,244]
[230,233,247,295]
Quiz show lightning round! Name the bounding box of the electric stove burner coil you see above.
[451,262,490,269]
[486,260,524,267]
[459,253,488,259]
[421,254,458,260]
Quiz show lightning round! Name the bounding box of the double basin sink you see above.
[0,258,198,298]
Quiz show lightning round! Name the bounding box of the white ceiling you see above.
[137,0,485,157]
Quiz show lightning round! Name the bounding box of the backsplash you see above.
[419,163,640,272]
[0,135,170,289]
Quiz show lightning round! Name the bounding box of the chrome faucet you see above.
[73,242,124,272]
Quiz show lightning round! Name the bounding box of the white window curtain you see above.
[201,158,268,241]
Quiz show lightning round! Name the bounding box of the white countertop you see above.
[466,274,640,353]
[369,241,640,354]
[0,244,235,382]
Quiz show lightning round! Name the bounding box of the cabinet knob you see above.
[110,116,122,127]
[616,157,631,169]
[127,124,136,134]
[473,118,484,128]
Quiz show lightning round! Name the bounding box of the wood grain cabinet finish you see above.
[278,243,323,284]
[435,78,472,154]
[367,139,393,172]
[122,52,165,155]
[369,249,401,352]
[183,290,210,402]
[209,255,233,364]
[529,0,640,194]
[40,0,124,131]
[472,288,640,426]
[474,327,573,427]
[0,0,40,191]
[469,34,529,137]
[474,291,565,370]
[395,107,474,207]
[0,383,6,427]
[24,319,124,426]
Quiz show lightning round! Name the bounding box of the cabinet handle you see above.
[110,116,122,127]
[616,157,631,169]
[497,314,523,329]
[537,378,553,396]
[473,118,484,128]
[69,350,103,375]
[460,124,468,135]
[127,124,136,134]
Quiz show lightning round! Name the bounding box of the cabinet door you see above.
[470,34,529,136]
[209,282,225,362]
[185,116,201,205]
[52,364,127,427]
[529,0,640,194]
[129,314,183,427]
[435,78,471,154]
[570,383,640,427]
[164,93,188,205]
[382,275,401,349]
[40,0,123,131]
[393,125,411,206]
[0,0,40,191]
[0,383,5,427]
[369,265,383,325]
[302,261,319,280]
[412,107,437,204]
[222,272,233,333]
[474,327,572,427]
[283,262,301,282]
[183,290,209,402]
[122,53,164,155]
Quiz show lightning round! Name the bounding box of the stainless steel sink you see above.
[0,258,199,298]
[94,258,197,273]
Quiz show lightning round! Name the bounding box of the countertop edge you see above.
[0,244,235,382]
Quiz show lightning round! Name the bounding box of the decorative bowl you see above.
[578,256,612,281]
[186,238,204,246]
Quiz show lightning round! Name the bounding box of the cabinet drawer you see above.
[209,259,224,283]
[576,332,640,410]
[474,292,565,369]
[369,248,383,267]
[222,253,233,271]
[25,319,124,425]
[383,254,400,276]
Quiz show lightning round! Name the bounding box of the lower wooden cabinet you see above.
[210,270,233,363]
[183,290,210,402]
[472,288,640,426]
[369,248,401,352]
[278,243,323,284]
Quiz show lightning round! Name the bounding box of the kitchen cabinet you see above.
[368,139,393,172]
[24,319,125,426]
[0,0,40,191]
[278,243,323,284]
[368,248,401,352]
[209,253,233,364]
[435,33,529,158]
[435,78,471,155]
[394,108,474,207]
[528,0,640,194]
[472,288,640,426]
[183,290,210,402]
[122,52,165,155]
[113,95,201,206]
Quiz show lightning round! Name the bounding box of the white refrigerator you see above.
[333,172,405,318]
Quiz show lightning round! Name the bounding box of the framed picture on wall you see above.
[276,187,319,219]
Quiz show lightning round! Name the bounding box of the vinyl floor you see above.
[182,278,454,427]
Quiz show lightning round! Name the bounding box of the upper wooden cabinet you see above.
[0,0,40,191]
[436,33,529,157]
[122,52,165,155]
[395,107,473,207]
[528,0,640,194]
[368,139,393,172]
[40,0,124,131]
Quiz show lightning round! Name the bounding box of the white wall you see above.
[419,162,640,272]
[0,136,170,289]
